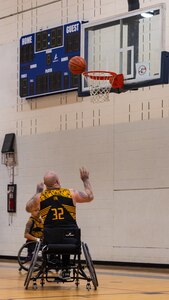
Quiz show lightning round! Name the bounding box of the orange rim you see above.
[83,70,117,81]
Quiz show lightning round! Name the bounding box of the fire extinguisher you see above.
[7,184,17,213]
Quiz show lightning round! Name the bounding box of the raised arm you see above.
[71,167,94,204]
[25,194,40,213]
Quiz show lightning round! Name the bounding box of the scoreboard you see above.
[19,21,81,99]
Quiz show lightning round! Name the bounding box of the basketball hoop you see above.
[83,71,124,103]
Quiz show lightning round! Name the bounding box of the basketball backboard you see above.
[79,3,169,95]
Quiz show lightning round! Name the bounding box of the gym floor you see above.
[1,260,169,300]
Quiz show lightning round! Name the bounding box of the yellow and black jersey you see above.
[40,188,77,227]
[28,216,43,238]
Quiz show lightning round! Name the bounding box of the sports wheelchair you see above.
[24,227,98,290]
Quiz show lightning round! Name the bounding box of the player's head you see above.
[30,206,40,218]
[43,171,61,189]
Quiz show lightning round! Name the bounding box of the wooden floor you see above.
[1,260,169,300]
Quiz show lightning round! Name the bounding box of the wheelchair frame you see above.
[24,228,98,291]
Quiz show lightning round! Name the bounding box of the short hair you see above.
[26,194,39,213]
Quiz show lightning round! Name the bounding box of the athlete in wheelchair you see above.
[24,167,98,290]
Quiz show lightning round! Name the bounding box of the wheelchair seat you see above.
[24,227,98,291]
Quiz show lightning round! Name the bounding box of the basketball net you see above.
[83,71,124,103]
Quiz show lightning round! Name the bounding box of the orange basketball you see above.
[68,56,87,75]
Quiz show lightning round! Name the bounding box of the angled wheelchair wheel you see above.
[18,241,42,272]
[24,241,42,289]
[84,243,99,287]
[82,242,98,290]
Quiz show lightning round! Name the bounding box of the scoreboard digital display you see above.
[19,21,81,98]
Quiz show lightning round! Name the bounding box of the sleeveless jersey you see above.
[29,216,43,238]
[40,188,77,227]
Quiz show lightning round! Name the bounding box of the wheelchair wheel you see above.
[84,243,99,287]
[24,241,42,289]
[82,242,98,290]
[18,241,42,272]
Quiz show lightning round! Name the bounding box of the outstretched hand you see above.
[71,167,94,203]
[80,167,89,181]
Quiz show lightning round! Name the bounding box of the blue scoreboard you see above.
[19,21,81,99]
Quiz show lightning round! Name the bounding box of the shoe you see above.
[59,269,71,279]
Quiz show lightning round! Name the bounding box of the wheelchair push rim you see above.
[18,241,42,272]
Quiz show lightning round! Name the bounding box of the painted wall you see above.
[0,0,169,264]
